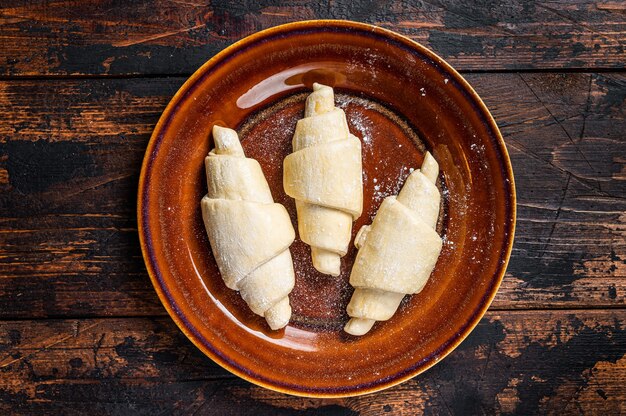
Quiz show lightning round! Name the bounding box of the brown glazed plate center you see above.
[138,20,516,397]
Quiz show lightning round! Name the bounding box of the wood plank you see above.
[0,1,624,76]
[0,79,177,317]
[0,310,623,414]
[0,73,624,318]
[474,72,626,309]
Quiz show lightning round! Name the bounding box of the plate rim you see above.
[137,19,517,398]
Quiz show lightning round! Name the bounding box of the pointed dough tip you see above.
[212,124,227,134]
[305,83,335,117]
[211,125,244,157]
[311,248,341,276]
[421,151,439,184]
[354,225,371,249]
[265,297,291,330]
[344,318,376,336]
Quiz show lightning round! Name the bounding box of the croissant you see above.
[283,83,363,276]
[201,126,296,330]
[344,152,443,336]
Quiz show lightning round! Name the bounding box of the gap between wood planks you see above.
[0,305,624,323]
[0,67,625,81]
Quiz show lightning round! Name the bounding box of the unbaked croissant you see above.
[283,83,363,276]
[201,126,296,330]
[344,152,443,336]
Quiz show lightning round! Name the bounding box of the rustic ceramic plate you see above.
[138,20,515,397]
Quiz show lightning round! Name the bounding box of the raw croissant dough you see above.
[201,126,296,330]
[344,152,443,336]
[283,83,363,276]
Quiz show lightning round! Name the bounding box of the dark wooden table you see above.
[0,2,624,415]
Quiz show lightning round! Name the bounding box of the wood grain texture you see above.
[0,1,623,412]
[476,72,626,309]
[0,1,624,76]
[0,310,623,415]
[0,73,624,318]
